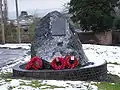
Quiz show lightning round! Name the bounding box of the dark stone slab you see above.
[51,17,66,36]
[31,11,89,66]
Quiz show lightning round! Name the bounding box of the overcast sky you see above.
[7,0,70,19]
[7,0,70,12]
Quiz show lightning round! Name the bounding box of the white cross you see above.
[56,57,59,62]
[71,56,74,60]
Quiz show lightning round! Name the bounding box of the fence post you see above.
[0,0,5,44]
[15,0,21,43]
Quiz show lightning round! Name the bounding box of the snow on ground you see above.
[0,43,120,90]
[0,44,31,49]
[83,44,120,64]
[83,44,120,77]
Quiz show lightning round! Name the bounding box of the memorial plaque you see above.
[51,18,66,36]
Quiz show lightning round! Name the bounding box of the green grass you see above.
[7,86,16,90]
[107,62,120,65]
[20,80,65,89]
[93,74,120,90]
[1,72,120,90]
[5,79,12,82]
[0,72,12,79]
[95,82,120,90]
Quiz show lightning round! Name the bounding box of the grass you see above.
[0,72,65,89]
[0,72,12,79]
[7,86,16,90]
[20,80,65,89]
[5,79,12,82]
[1,72,120,90]
[92,74,120,90]
[107,62,120,65]
[95,82,120,90]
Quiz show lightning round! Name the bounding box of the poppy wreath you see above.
[25,56,43,70]
[65,56,79,69]
[51,57,65,70]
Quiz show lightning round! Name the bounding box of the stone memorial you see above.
[31,11,88,66]
[13,11,107,81]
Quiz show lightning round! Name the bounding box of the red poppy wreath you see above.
[51,57,65,70]
[25,56,43,70]
[65,56,79,69]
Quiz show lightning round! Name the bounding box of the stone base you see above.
[13,61,107,81]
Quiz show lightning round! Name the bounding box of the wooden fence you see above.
[0,31,35,43]
[1,30,120,44]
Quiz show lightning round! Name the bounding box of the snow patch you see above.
[0,44,31,49]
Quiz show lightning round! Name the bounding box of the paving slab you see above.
[0,48,28,68]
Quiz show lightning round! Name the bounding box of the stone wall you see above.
[77,32,95,44]
[0,33,34,43]
[95,31,112,45]
[78,31,120,45]
[112,31,120,44]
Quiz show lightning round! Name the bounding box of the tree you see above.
[69,0,115,32]
[110,0,119,6]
